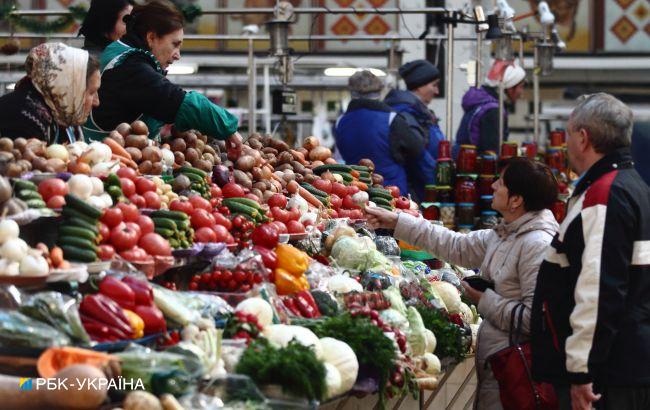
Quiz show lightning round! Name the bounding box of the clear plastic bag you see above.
[0,309,71,349]
[213,248,266,274]
[19,291,89,344]
[305,261,336,292]
[373,236,400,256]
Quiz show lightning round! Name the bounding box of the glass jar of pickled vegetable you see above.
[501,141,518,158]
[457,145,478,174]
[522,142,537,159]
[479,153,498,175]
[550,129,566,147]
[457,202,475,226]
[424,185,437,202]
[478,174,497,196]
[440,202,455,226]
[435,186,453,203]
[546,146,566,172]
[422,203,440,221]
[479,211,499,229]
[436,159,454,186]
[480,195,494,212]
[438,140,451,159]
[455,178,477,204]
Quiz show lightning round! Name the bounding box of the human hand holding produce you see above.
[365,206,399,230]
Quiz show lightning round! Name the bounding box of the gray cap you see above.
[349,70,384,98]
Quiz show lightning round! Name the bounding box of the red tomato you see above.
[98,244,115,261]
[329,194,342,210]
[331,182,348,198]
[135,178,156,195]
[222,182,246,198]
[139,233,172,256]
[342,195,360,210]
[271,207,290,224]
[272,221,288,234]
[212,212,232,229]
[142,191,161,209]
[195,227,217,243]
[110,224,140,251]
[136,215,155,235]
[101,207,123,228]
[125,222,142,241]
[288,207,301,221]
[38,178,67,202]
[210,184,222,198]
[312,179,332,194]
[117,202,139,222]
[98,222,111,244]
[169,200,194,214]
[225,234,236,244]
[395,196,410,210]
[251,223,279,249]
[286,220,306,234]
[128,194,146,208]
[190,209,215,229]
[385,185,401,198]
[328,209,339,218]
[189,195,211,212]
[120,246,150,262]
[119,178,136,197]
[347,185,360,196]
[212,225,230,242]
[267,193,287,208]
[46,195,66,209]
[116,167,137,181]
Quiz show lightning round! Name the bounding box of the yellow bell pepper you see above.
[297,274,310,291]
[123,309,145,339]
[276,244,309,276]
[274,268,304,295]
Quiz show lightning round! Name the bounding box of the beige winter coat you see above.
[394,210,558,410]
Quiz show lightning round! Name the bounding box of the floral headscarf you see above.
[26,43,89,126]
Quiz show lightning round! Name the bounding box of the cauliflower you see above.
[431,281,462,313]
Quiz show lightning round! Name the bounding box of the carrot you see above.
[103,137,132,160]
[299,186,323,208]
[350,170,360,178]
[351,180,368,191]
[111,154,137,169]
[50,246,64,268]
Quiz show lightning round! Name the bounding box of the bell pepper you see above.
[253,245,278,270]
[296,291,321,318]
[282,297,302,316]
[81,313,130,341]
[122,276,154,306]
[99,276,135,310]
[297,274,310,291]
[123,309,145,339]
[80,294,133,337]
[134,304,167,335]
[276,244,309,276]
[274,268,304,296]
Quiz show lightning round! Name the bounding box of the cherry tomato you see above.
[189,282,199,291]
[234,270,247,283]
[222,270,233,282]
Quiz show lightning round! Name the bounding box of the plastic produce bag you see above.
[179,374,268,410]
[305,261,336,292]
[19,291,89,344]
[0,309,71,348]
[373,236,400,256]
[213,248,266,274]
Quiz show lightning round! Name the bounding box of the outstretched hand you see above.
[365,206,399,230]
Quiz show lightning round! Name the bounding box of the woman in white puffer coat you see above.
[366,157,559,410]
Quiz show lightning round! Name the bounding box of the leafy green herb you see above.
[235,339,326,401]
[416,304,469,363]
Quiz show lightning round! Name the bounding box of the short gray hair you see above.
[349,70,384,99]
[569,93,633,154]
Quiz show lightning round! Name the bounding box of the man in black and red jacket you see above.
[531,93,650,410]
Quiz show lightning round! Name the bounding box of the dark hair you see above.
[502,157,558,212]
[125,0,184,42]
[86,54,100,85]
[79,0,134,47]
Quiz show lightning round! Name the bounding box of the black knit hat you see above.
[399,59,440,90]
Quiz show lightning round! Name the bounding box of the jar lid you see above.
[503,141,518,146]
[479,174,497,178]
[457,224,474,228]
[481,154,497,159]
[480,195,493,199]
[420,202,440,208]
[460,144,477,149]
[458,202,475,207]
[548,146,564,150]
[481,211,498,215]
[435,186,452,190]
[439,202,455,206]
[425,185,437,189]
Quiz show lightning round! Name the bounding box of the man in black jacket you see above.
[531,93,650,410]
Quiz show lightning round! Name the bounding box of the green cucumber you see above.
[152,218,177,230]
[62,207,99,225]
[176,220,191,230]
[155,227,175,238]
[106,185,123,199]
[105,173,121,188]
[179,166,207,179]
[168,239,180,248]
[332,171,354,183]
[368,188,394,201]
[64,194,102,219]
[57,236,98,253]
[25,199,46,209]
[60,245,97,263]
[18,190,43,201]
[151,210,189,221]
[66,217,99,234]
[313,164,353,175]
[359,177,372,185]
[224,202,258,219]
[59,226,98,243]
[349,165,371,172]
[372,197,393,207]
[13,179,37,191]
[223,197,262,211]
[180,240,190,249]
[300,183,328,199]
[182,172,205,184]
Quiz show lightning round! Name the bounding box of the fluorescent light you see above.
[324,67,387,77]
[6,83,15,91]
[167,63,198,75]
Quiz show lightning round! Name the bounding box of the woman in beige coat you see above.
[366,157,559,409]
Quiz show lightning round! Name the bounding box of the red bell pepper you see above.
[99,276,135,310]
[80,294,133,337]
[122,276,154,306]
[253,246,278,270]
[282,297,302,316]
[134,304,167,335]
[81,314,130,341]
[296,291,321,318]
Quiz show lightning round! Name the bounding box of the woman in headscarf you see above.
[83,0,240,154]
[79,0,134,57]
[0,43,101,143]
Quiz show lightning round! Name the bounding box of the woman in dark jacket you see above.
[0,43,100,143]
[83,0,240,151]
[78,0,134,57]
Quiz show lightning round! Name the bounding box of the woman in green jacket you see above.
[83,0,240,152]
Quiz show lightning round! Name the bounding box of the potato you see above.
[185,133,198,148]
[236,155,255,172]
[278,151,293,165]
[170,138,186,152]
[233,170,252,189]
[108,130,125,146]
[196,159,212,172]
[32,157,47,172]
[303,136,320,151]
[151,162,163,175]
[203,145,216,156]
[11,149,21,160]
[13,138,27,152]
[131,120,148,135]
[138,160,152,174]
[142,146,162,163]
[185,148,199,164]
[309,146,332,161]
[125,147,142,162]
[197,132,208,143]
[116,122,132,137]
[195,139,205,153]
[248,138,263,150]
[125,134,147,149]
[5,163,22,177]
[174,151,185,165]
[0,137,14,152]
[202,152,215,165]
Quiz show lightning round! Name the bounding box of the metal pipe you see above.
[247,37,257,133]
[9,7,450,16]
[264,64,271,134]
[518,36,525,68]
[445,20,454,141]
[533,45,540,145]
[475,32,482,87]
[0,32,479,41]
[498,81,505,154]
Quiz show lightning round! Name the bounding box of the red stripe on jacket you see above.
[583,170,618,208]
